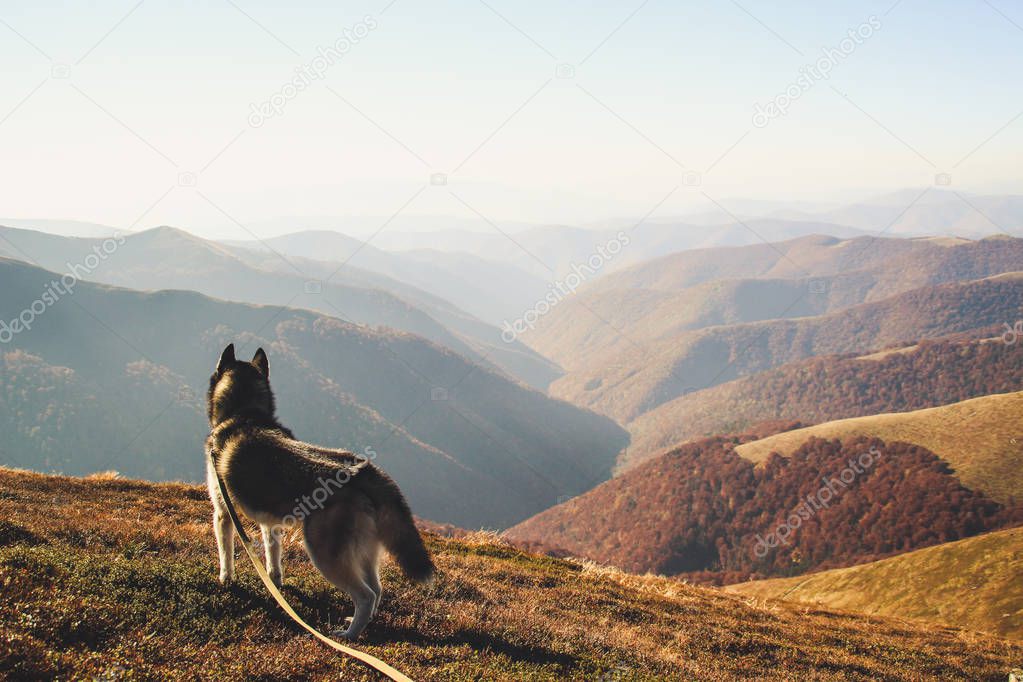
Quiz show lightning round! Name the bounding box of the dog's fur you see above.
[205,344,434,639]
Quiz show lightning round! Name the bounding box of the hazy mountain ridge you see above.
[588,233,1023,297]
[368,219,870,281]
[0,225,561,391]
[239,230,552,328]
[550,272,1023,423]
[0,219,128,239]
[623,331,1023,469]
[526,234,1023,371]
[789,191,1023,237]
[0,257,626,528]
[224,238,563,391]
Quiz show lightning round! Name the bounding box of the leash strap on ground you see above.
[207,450,416,682]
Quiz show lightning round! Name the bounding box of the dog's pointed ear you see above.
[252,347,269,377]
[216,344,235,374]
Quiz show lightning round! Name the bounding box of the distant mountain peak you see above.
[134,225,203,241]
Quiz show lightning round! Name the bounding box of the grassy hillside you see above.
[624,332,1023,469]
[2,468,1021,680]
[550,272,1023,423]
[735,391,1023,505]
[728,527,1023,640]
[0,258,626,528]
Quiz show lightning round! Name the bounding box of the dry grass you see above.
[913,236,973,247]
[2,467,1022,680]
[854,343,921,361]
[728,526,1023,639]
[855,333,1005,362]
[735,391,1023,504]
[83,470,123,480]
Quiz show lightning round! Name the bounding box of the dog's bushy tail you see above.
[369,469,436,584]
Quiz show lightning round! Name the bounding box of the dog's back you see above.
[213,421,435,584]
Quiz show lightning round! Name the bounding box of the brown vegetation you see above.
[2,467,1022,680]
[506,434,1023,583]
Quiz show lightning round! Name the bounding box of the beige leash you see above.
[208,450,416,682]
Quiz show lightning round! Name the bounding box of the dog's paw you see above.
[219,571,235,584]
[328,618,359,641]
[269,570,284,589]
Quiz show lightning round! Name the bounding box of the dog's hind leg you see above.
[364,549,383,617]
[261,524,284,588]
[304,502,379,640]
[338,578,377,640]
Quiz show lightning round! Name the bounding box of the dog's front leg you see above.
[213,504,235,583]
[261,524,284,588]
[206,463,235,583]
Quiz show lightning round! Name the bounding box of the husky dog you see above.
[205,343,435,639]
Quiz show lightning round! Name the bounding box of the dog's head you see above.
[207,343,275,426]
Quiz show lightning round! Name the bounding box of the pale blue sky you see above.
[1,0,1021,235]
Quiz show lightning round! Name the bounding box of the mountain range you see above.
[624,330,1022,469]
[507,389,1023,582]
[0,224,560,391]
[545,269,1023,424]
[0,257,626,528]
[231,229,551,328]
[771,189,1023,238]
[5,201,1023,662]
[525,232,1023,371]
